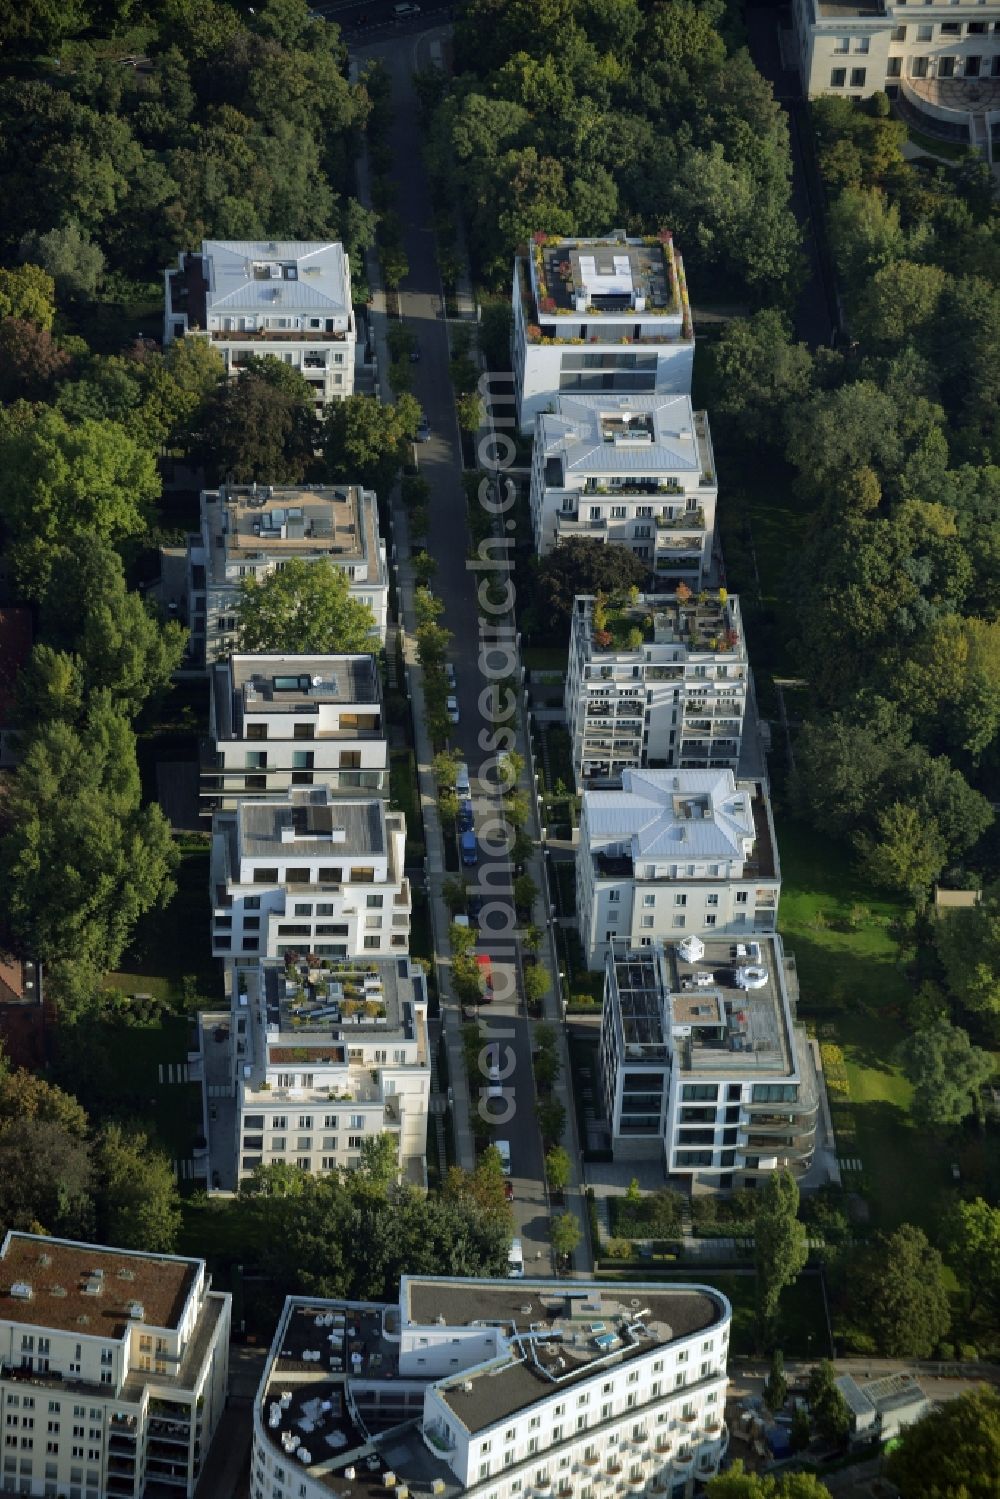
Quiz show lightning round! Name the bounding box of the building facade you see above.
[186,483,388,667]
[565,593,748,791]
[163,240,356,406]
[210,788,410,964]
[512,232,695,434]
[530,395,717,589]
[0,1231,230,1499]
[599,941,819,1186]
[203,654,387,814]
[793,0,1000,158]
[576,770,780,971]
[252,1277,731,1499]
[228,954,430,1188]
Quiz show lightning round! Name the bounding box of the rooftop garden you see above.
[526,230,692,337]
[588,585,740,653]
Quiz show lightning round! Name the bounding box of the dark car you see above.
[467,893,484,920]
[409,340,421,363]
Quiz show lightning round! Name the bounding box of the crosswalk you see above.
[157,1062,190,1084]
[839,1156,863,1173]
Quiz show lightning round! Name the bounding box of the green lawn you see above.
[523,646,569,673]
[390,748,426,861]
[108,838,220,1006]
[906,126,972,162]
[104,1016,203,1164]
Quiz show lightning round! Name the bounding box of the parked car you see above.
[455,761,471,797]
[495,1140,512,1175]
[416,416,431,442]
[504,1180,514,1201]
[507,1238,524,1278]
[461,830,477,866]
[445,662,457,689]
[459,798,474,833]
[476,953,493,994]
[394,2,421,18]
[467,893,483,921]
[447,694,460,724]
[409,339,421,363]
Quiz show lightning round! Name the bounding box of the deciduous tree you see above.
[895,1020,992,1130]
[753,1170,807,1334]
[886,1388,1000,1499]
[236,558,377,655]
[853,1224,951,1358]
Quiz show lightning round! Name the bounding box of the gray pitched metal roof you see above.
[538,393,700,474]
[584,769,754,860]
[203,240,350,313]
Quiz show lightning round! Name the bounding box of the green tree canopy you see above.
[886,1388,1000,1499]
[0,263,55,327]
[19,220,105,302]
[236,558,377,655]
[805,1361,851,1447]
[93,1124,182,1254]
[0,407,159,547]
[323,392,421,495]
[945,1198,1000,1319]
[895,1020,993,1130]
[753,1170,807,1334]
[936,888,1000,1023]
[536,538,648,633]
[853,1224,951,1357]
[707,1462,832,1498]
[197,356,317,483]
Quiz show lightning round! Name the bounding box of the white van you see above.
[455,761,471,798]
[507,1238,524,1278]
[393,3,421,17]
[495,1140,512,1176]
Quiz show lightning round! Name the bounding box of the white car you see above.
[507,1238,524,1278]
[447,695,460,724]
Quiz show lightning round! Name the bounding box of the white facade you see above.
[793,0,1000,158]
[163,240,356,405]
[577,770,780,971]
[512,232,695,434]
[186,483,388,667]
[565,593,748,791]
[252,1278,731,1499]
[230,954,430,1187]
[0,1231,230,1499]
[210,788,410,964]
[599,941,819,1184]
[204,653,387,812]
[530,395,717,589]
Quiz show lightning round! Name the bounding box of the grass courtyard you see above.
[107,836,220,1007]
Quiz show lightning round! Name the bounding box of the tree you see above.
[357,1133,399,1191]
[236,558,377,655]
[537,539,648,632]
[805,1361,851,1448]
[93,1124,181,1253]
[707,1464,832,1498]
[198,357,317,483]
[514,873,538,918]
[538,1098,566,1146]
[0,1117,93,1238]
[444,1149,512,1226]
[861,800,946,900]
[323,392,421,495]
[936,889,1000,1023]
[753,1170,807,1334]
[945,1198,1000,1318]
[551,1212,581,1262]
[0,408,158,546]
[763,1349,787,1412]
[545,1146,571,1193]
[704,310,812,446]
[0,317,71,401]
[854,1224,951,1358]
[0,1057,88,1138]
[886,1388,1000,1499]
[0,0,89,53]
[524,964,550,1010]
[789,1404,812,1454]
[0,264,55,328]
[895,1020,993,1130]
[0,705,178,972]
[19,221,105,302]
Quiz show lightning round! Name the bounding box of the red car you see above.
[504,1180,514,1201]
[476,953,493,1001]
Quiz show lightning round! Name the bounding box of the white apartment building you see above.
[530,395,717,589]
[210,788,410,964]
[203,653,387,814]
[252,1277,731,1499]
[576,770,780,972]
[163,240,356,406]
[565,593,748,791]
[599,941,819,1187]
[0,1231,230,1499]
[223,953,429,1188]
[793,0,1000,159]
[512,232,695,434]
[186,482,388,667]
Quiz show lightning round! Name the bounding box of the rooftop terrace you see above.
[259,955,422,1040]
[576,591,742,657]
[202,483,382,587]
[531,234,680,317]
[237,791,387,860]
[212,654,381,743]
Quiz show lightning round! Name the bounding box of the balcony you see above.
[656,508,705,529]
[213,327,348,343]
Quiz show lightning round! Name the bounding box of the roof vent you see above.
[83,1276,103,1297]
[127,1301,145,1322]
[10,1282,32,1301]
[117,1268,136,1282]
[77,1315,90,1326]
[51,1286,67,1299]
[460,1381,473,1394]
[37,1253,51,1269]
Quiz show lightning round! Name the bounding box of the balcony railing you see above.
[213,327,348,343]
[656,508,705,529]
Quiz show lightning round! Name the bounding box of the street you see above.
[354,23,557,1270]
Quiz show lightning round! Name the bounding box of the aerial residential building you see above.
[220,953,430,1190]
[792,0,1000,159]
[512,231,695,434]
[530,394,718,588]
[565,592,748,791]
[599,940,819,1186]
[186,482,388,667]
[834,1373,930,1447]
[252,1276,732,1499]
[210,788,410,964]
[163,240,356,406]
[0,1230,230,1499]
[203,654,387,814]
[576,770,780,971]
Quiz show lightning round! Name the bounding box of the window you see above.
[253,866,279,883]
[830,67,846,86]
[968,18,987,31]
[609,889,620,904]
[672,915,686,928]
[642,894,655,907]
[640,915,654,929]
[707,893,719,906]
[674,893,687,907]
[854,35,869,51]
[937,55,955,76]
[850,66,867,86]
[891,23,906,38]
[911,55,929,76]
[367,894,384,908]
[917,21,933,38]
[833,35,849,51]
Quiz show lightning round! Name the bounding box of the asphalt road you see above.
[355,26,552,1268]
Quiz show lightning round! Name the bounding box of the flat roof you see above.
[574,592,744,659]
[539,395,705,477]
[533,236,679,316]
[202,484,382,587]
[262,955,422,1042]
[238,792,385,859]
[232,654,377,707]
[0,1234,197,1338]
[665,936,793,1076]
